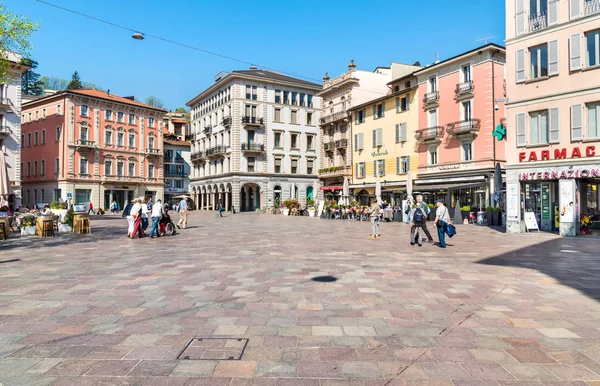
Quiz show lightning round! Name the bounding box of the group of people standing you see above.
[368,194,454,248]
[122,197,190,239]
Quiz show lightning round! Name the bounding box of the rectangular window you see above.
[307,159,314,174]
[247,156,255,172]
[356,162,366,178]
[129,133,135,147]
[299,93,306,107]
[397,156,410,174]
[374,159,385,177]
[117,112,124,122]
[428,145,438,165]
[55,158,59,175]
[81,105,88,117]
[34,131,38,145]
[429,77,437,92]
[27,162,31,176]
[356,109,366,124]
[104,160,112,175]
[56,126,61,141]
[530,44,549,79]
[283,91,290,104]
[291,133,298,149]
[149,137,155,149]
[462,140,473,161]
[374,102,385,118]
[274,158,282,173]
[148,164,155,178]
[149,117,155,127]
[307,95,313,108]
[275,89,281,104]
[291,159,298,174]
[42,109,46,119]
[246,85,257,100]
[354,132,364,150]
[274,108,281,122]
[274,132,282,148]
[586,29,600,67]
[587,102,600,138]
[291,92,298,105]
[105,110,112,120]
[117,161,124,176]
[128,162,135,176]
[79,158,88,174]
[27,133,31,146]
[530,110,549,145]
[117,132,124,146]
[462,65,471,82]
[307,135,314,150]
[105,131,112,145]
[41,130,46,144]
[75,189,90,205]
[33,161,37,175]
[291,110,298,124]
[57,105,61,115]
[40,160,45,176]
[395,123,408,143]
[174,180,183,189]
[428,109,438,126]
[129,114,135,124]
[307,112,313,125]
[462,101,472,121]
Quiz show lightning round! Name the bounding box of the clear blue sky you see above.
[7,0,506,111]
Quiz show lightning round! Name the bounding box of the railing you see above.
[165,171,186,178]
[241,143,265,152]
[336,139,348,148]
[529,11,547,32]
[174,157,185,164]
[455,81,474,96]
[446,119,481,136]
[206,145,228,157]
[76,139,96,147]
[191,152,205,161]
[320,110,348,125]
[222,116,232,127]
[242,116,263,125]
[101,175,142,182]
[415,126,445,141]
[0,97,13,107]
[318,165,352,177]
[203,126,213,135]
[0,125,11,135]
[146,148,161,155]
[422,91,440,105]
[586,0,600,15]
[324,141,335,151]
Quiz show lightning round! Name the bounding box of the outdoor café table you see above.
[0,216,9,239]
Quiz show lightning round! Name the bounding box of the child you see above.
[410,204,427,247]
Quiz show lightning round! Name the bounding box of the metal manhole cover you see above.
[177,338,249,360]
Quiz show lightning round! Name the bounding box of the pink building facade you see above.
[505,0,600,236]
[21,90,166,211]
[413,44,506,213]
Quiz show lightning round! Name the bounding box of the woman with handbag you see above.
[433,199,451,248]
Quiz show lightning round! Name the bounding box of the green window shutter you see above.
[395,124,400,143]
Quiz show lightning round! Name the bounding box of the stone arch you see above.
[240,182,261,212]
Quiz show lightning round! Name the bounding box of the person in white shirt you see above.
[433,199,451,248]
[141,199,150,231]
[149,199,164,238]
[129,198,144,239]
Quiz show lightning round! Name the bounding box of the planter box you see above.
[308,210,315,217]
[21,226,36,236]
[282,208,290,216]
[51,209,68,222]
[461,211,471,222]
[428,212,436,221]
[486,212,494,226]
[58,224,72,233]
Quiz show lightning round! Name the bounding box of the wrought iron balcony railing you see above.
[242,116,263,125]
[203,125,213,135]
[206,145,228,157]
[446,119,481,137]
[586,0,600,15]
[222,116,232,127]
[320,110,348,125]
[0,125,11,135]
[455,81,474,96]
[415,126,445,142]
[191,152,205,162]
[241,143,265,152]
[422,91,440,106]
[76,139,96,147]
[335,139,348,148]
[323,141,335,152]
[529,11,547,32]
[146,148,161,155]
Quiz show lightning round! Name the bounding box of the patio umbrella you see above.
[494,162,502,205]
[406,171,413,199]
[375,172,382,205]
[342,177,349,205]
[453,198,463,224]
[0,151,10,203]
[290,183,295,199]
[314,181,320,202]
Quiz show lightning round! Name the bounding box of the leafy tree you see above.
[0,4,39,85]
[145,96,165,108]
[66,71,83,90]
[175,107,187,113]
[21,58,44,95]
[39,75,67,90]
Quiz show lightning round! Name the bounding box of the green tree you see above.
[66,71,83,90]
[39,75,68,91]
[145,96,165,108]
[21,58,44,95]
[0,4,39,85]
[175,107,187,113]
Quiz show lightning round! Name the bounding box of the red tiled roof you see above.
[66,89,168,112]
[164,139,190,147]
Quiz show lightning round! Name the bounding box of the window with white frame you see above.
[274,108,281,122]
[428,145,438,165]
[374,159,385,177]
[117,112,124,122]
[128,131,135,147]
[461,140,473,161]
[247,156,255,173]
[429,77,437,92]
[104,159,112,175]
[355,109,366,124]
[530,44,549,79]
[307,159,314,174]
[291,158,298,174]
[373,102,385,119]
[587,102,600,139]
[356,162,366,178]
[55,158,59,175]
[105,110,112,120]
[307,112,313,125]
[117,130,124,146]
[397,156,410,174]
[396,95,410,112]
[81,125,88,141]
[104,129,112,145]
[428,109,438,126]
[148,117,155,127]
[128,114,135,124]
[42,109,46,119]
[290,133,298,149]
[80,105,88,117]
[274,131,282,148]
[128,161,136,176]
[530,110,549,144]
[530,0,548,18]
[587,29,600,67]
[275,89,281,103]
[292,92,298,105]
[148,163,155,178]
[461,101,472,121]
[461,65,471,82]
[307,134,314,150]
[148,136,155,149]
[117,160,124,176]
[291,110,298,124]
[274,158,282,173]
[40,160,45,176]
[246,85,257,100]
[79,157,88,174]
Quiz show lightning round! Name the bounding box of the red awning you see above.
[320,186,343,191]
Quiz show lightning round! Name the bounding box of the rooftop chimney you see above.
[348,59,356,71]
[124,96,135,101]
[249,65,258,70]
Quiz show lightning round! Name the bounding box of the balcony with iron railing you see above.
[335,139,348,148]
[146,148,161,155]
[318,165,352,178]
[323,141,335,152]
[446,119,481,137]
[222,116,232,127]
[101,175,143,183]
[320,110,348,125]
[455,81,474,98]
[191,152,205,162]
[529,11,547,32]
[422,91,440,108]
[165,170,186,178]
[415,126,445,142]
[0,97,13,108]
[241,143,265,153]
[586,0,600,15]
[206,145,228,157]
[203,125,213,135]
[76,139,96,148]
[242,116,263,126]
[0,125,11,135]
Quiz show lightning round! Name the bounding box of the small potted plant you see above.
[307,199,316,217]
[281,202,289,216]
[20,215,36,236]
[427,203,436,221]
[60,206,74,233]
[581,215,592,234]
[460,205,471,221]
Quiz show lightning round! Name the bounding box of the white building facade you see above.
[1,53,29,211]
[163,137,191,208]
[186,69,322,212]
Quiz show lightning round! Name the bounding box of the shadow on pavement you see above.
[477,236,600,301]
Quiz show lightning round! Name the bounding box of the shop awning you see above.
[413,181,489,192]
[320,186,343,191]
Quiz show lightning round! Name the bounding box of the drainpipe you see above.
[491,49,500,207]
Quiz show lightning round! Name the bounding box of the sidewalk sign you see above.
[524,212,540,232]
[317,200,325,218]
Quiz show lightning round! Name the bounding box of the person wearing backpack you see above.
[409,204,426,247]
[415,194,434,242]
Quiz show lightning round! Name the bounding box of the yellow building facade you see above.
[349,73,420,206]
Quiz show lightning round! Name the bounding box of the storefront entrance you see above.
[104,190,132,212]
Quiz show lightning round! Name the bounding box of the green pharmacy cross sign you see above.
[492,123,506,141]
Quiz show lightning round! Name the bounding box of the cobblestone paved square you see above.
[1,212,600,385]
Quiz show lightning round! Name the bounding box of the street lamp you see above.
[132,32,145,40]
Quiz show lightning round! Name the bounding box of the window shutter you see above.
[373,105,377,118]
[548,0,558,25]
[396,157,400,174]
[571,104,583,140]
[372,129,376,147]
[516,113,526,146]
[395,124,400,143]
[549,108,560,143]
[516,49,525,82]
[382,102,385,117]
[354,134,358,149]
[396,97,400,112]
[355,112,359,125]
[406,96,410,111]
[548,40,559,75]
[377,128,383,146]
[589,104,599,139]
[515,0,526,35]
[373,160,377,176]
[570,34,582,71]
[401,123,408,142]
[356,163,359,178]
[570,0,581,19]
[359,133,364,150]
[406,157,411,173]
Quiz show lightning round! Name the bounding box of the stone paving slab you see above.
[1,212,600,385]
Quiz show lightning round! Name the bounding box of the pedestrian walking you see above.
[404,197,413,224]
[414,194,434,242]
[217,199,224,217]
[141,199,150,232]
[146,198,153,211]
[409,202,427,247]
[433,199,451,248]
[129,198,144,239]
[368,198,381,239]
[111,200,118,214]
[150,199,164,238]
[88,201,95,215]
[176,197,189,229]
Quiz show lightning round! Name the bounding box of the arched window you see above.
[104,125,113,146]
[116,127,125,146]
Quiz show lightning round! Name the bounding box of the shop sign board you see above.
[559,179,576,223]
[519,145,596,162]
[524,212,540,232]
[519,167,600,181]
[541,184,550,220]
[317,200,325,217]
[506,182,520,221]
